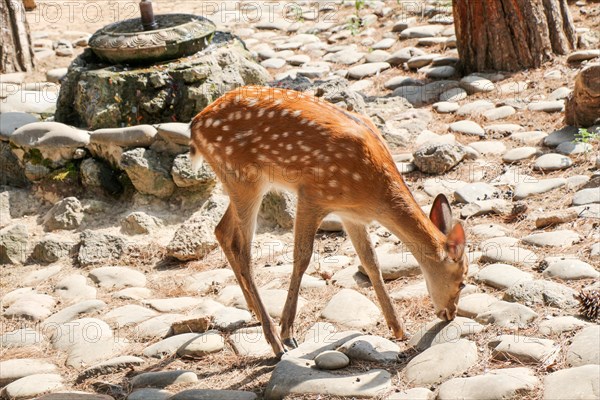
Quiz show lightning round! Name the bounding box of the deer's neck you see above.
[379,180,446,270]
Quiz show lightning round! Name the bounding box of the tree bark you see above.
[453,0,576,73]
[565,64,600,127]
[0,0,35,73]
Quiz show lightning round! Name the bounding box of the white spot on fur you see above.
[225,146,233,155]
[353,173,362,181]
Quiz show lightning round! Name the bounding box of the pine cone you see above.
[575,289,600,322]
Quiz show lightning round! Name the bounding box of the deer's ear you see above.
[446,222,466,262]
[430,194,453,235]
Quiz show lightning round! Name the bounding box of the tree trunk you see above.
[565,64,600,127]
[0,0,35,73]
[453,0,576,73]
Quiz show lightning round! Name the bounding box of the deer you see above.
[189,85,468,357]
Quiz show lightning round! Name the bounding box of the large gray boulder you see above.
[55,32,270,129]
[121,148,176,199]
[0,224,30,264]
[42,197,84,231]
[171,153,217,195]
[167,195,228,261]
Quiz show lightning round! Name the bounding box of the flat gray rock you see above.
[514,178,567,200]
[400,25,445,38]
[408,317,483,351]
[432,101,459,113]
[458,293,500,318]
[539,316,592,336]
[536,227,581,251]
[468,140,506,154]
[454,182,499,204]
[283,322,362,360]
[475,301,538,329]
[480,243,538,266]
[176,331,225,357]
[78,355,144,381]
[10,121,88,149]
[533,153,573,171]
[230,326,272,357]
[314,350,350,370]
[89,266,146,289]
[421,65,455,79]
[542,258,599,280]
[476,263,534,289]
[388,388,434,400]
[0,359,57,386]
[490,335,558,363]
[449,120,485,136]
[567,49,600,62]
[90,125,157,147]
[439,87,467,102]
[456,100,495,116]
[144,297,204,313]
[131,370,198,389]
[321,289,382,329]
[543,365,600,400]
[143,333,204,358]
[169,390,257,400]
[264,357,391,399]
[406,54,437,69]
[156,122,190,145]
[135,314,185,339]
[3,292,56,321]
[572,188,600,205]
[405,339,478,385]
[566,326,600,367]
[54,274,97,303]
[510,130,548,144]
[365,50,391,63]
[460,75,495,94]
[504,280,578,309]
[337,335,400,362]
[544,126,578,147]
[556,141,592,155]
[43,299,106,326]
[105,304,158,327]
[528,100,564,112]
[483,105,515,120]
[127,388,173,400]
[323,48,365,65]
[348,62,391,79]
[0,373,64,399]
[502,146,540,162]
[0,328,44,348]
[184,269,235,294]
[438,367,538,400]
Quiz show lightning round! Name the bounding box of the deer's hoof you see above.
[283,337,299,349]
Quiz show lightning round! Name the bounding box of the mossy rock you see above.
[55,32,270,129]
